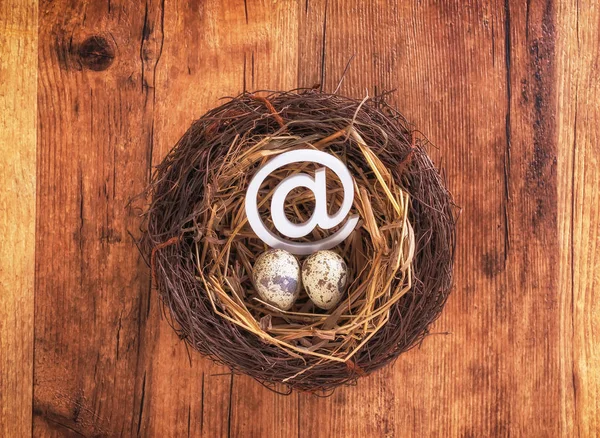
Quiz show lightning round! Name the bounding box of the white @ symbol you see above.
[245,149,359,255]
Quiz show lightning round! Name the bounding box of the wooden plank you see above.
[134,1,301,436]
[298,0,567,436]
[0,0,37,435]
[33,0,301,435]
[500,1,561,435]
[34,1,154,435]
[297,3,424,436]
[298,0,507,435]
[224,5,302,437]
[556,0,600,436]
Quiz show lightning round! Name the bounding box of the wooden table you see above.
[2,0,598,436]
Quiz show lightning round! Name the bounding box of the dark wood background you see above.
[1,0,599,436]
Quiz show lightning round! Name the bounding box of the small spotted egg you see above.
[252,249,301,311]
[301,250,348,310]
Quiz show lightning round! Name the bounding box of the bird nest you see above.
[142,90,457,392]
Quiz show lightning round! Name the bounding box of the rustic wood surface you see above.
[1,0,598,436]
[0,1,37,437]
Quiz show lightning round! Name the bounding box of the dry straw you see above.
[142,90,457,392]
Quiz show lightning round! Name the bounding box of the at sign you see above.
[245,150,359,255]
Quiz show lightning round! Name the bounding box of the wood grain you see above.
[299,1,518,436]
[34,1,152,435]
[135,1,300,436]
[0,0,598,435]
[0,0,37,436]
[556,0,600,435]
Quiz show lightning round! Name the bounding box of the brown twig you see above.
[249,94,285,128]
[150,236,181,285]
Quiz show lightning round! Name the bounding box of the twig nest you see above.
[143,90,457,391]
[252,249,301,310]
[302,250,348,310]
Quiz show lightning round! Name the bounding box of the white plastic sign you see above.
[245,149,359,255]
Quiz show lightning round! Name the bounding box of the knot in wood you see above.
[77,36,115,71]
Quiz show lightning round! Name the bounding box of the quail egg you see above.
[301,250,348,310]
[252,249,301,310]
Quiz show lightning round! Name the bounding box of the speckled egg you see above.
[301,250,348,310]
[252,249,301,310]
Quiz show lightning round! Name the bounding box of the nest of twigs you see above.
[143,90,457,392]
